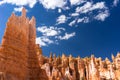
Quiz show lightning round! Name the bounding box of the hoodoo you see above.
[0,8,47,80]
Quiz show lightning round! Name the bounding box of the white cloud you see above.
[41,37,53,44]
[36,25,76,46]
[14,6,24,12]
[36,37,53,47]
[67,1,109,25]
[94,10,109,21]
[76,2,92,13]
[77,17,89,23]
[58,8,62,13]
[58,32,76,40]
[70,13,79,17]
[37,26,65,37]
[0,0,37,8]
[36,26,68,46]
[64,6,70,10]
[36,37,47,46]
[70,0,86,5]
[0,1,5,5]
[77,18,84,23]
[69,20,76,26]
[39,0,67,9]
[91,2,107,10]
[76,2,107,14]
[57,15,67,24]
[113,0,119,6]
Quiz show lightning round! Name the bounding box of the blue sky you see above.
[0,0,120,59]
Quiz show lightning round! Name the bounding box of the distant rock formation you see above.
[40,53,120,80]
[0,8,120,80]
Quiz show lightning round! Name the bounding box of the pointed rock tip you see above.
[53,54,56,57]
[69,54,72,57]
[117,52,120,57]
[11,12,15,16]
[78,56,80,59]
[111,54,114,58]
[105,57,109,61]
[29,16,36,24]
[91,54,94,58]
[22,7,26,17]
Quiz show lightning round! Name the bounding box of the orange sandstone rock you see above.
[0,8,48,80]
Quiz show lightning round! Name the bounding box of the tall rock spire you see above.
[29,16,36,27]
[22,7,26,17]
[0,7,48,80]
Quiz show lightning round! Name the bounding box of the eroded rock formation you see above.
[0,8,120,80]
[0,8,47,80]
[40,53,120,80]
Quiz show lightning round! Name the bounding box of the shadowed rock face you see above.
[0,8,120,80]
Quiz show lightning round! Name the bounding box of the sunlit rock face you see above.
[0,8,120,80]
[115,53,120,80]
[0,8,29,80]
[88,55,100,80]
[40,53,120,80]
[0,8,48,80]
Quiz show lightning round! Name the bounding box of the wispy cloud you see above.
[54,1,111,26]
[70,13,79,17]
[67,1,109,26]
[58,8,62,13]
[75,2,107,14]
[113,0,119,7]
[94,10,109,21]
[77,17,89,23]
[69,17,89,26]
[36,26,75,46]
[37,26,65,37]
[39,0,67,9]
[14,6,24,12]
[0,0,37,12]
[36,26,65,46]
[0,0,37,8]
[56,15,67,24]
[58,32,76,40]
[69,20,76,26]
[70,0,86,6]
[36,37,53,46]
